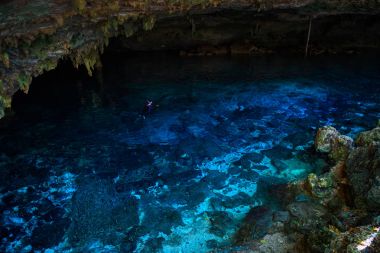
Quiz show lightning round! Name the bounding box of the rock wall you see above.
[1,0,380,118]
[116,12,380,55]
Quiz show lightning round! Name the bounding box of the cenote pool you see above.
[1,54,380,253]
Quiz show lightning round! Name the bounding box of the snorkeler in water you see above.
[139,95,170,119]
[146,100,153,113]
[141,100,158,119]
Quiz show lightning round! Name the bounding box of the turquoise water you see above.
[0,54,380,252]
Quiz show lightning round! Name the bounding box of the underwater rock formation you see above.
[1,0,380,118]
[224,122,380,253]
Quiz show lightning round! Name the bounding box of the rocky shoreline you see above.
[218,120,380,253]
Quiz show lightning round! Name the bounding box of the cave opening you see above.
[11,60,93,119]
[9,9,380,121]
[3,9,380,122]
[1,6,380,252]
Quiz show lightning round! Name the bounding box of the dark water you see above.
[0,54,380,252]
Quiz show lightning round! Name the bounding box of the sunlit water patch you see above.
[1,54,380,252]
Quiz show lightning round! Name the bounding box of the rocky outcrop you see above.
[1,0,380,119]
[225,122,380,253]
[355,125,380,146]
[329,225,380,253]
[347,126,380,210]
[315,126,353,163]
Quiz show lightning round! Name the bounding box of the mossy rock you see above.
[330,135,353,162]
[143,16,156,31]
[124,23,138,38]
[17,73,32,93]
[315,126,353,163]
[303,172,345,209]
[338,226,379,253]
[355,127,380,146]
[315,126,340,153]
[1,52,10,68]
[72,0,86,12]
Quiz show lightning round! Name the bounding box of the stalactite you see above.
[72,0,86,12]
[142,16,156,31]
[189,17,196,37]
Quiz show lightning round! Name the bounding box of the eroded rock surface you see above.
[315,126,353,163]
[347,127,380,210]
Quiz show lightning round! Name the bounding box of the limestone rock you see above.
[301,161,349,209]
[328,225,380,253]
[257,123,380,253]
[355,126,380,146]
[217,124,380,253]
[234,206,273,244]
[346,142,380,210]
[305,173,336,199]
[367,176,380,209]
[315,126,340,153]
[303,172,344,208]
[273,211,290,223]
[258,232,295,253]
[315,126,353,163]
[287,201,328,232]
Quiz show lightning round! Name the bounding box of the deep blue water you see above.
[0,54,380,252]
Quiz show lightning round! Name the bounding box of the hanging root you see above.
[305,16,312,57]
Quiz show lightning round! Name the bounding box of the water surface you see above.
[1,54,380,252]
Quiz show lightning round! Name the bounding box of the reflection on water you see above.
[0,54,380,252]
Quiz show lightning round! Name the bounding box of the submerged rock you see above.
[271,159,288,172]
[68,178,139,246]
[120,226,145,252]
[272,211,290,223]
[221,192,253,209]
[287,201,328,232]
[263,146,293,161]
[234,206,272,244]
[142,206,184,235]
[257,232,296,253]
[233,152,264,168]
[141,237,165,253]
[31,218,70,249]
[208,211,235,238]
